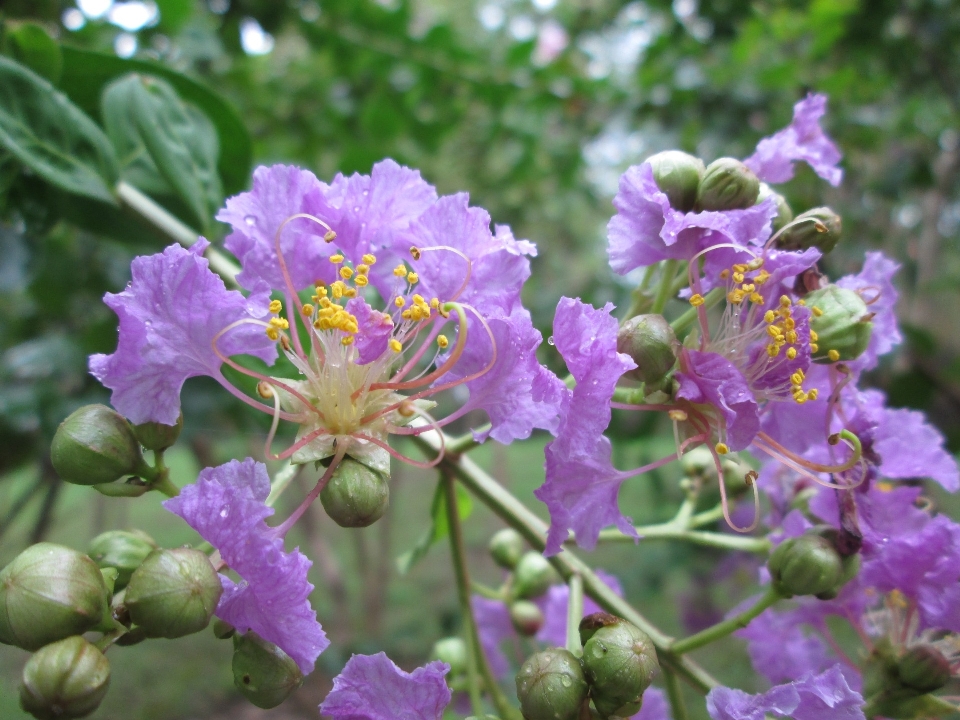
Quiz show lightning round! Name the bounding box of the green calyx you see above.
[776,207,842,254]
[806,286,873,364]
[50,405,144,486]
[616,314,679,387]
[896,644,952,695]
[489,528,525,570]
[19,636,110,720]
[757,183,794,232]
[131,412,183,451]
[232,632,304,709]
[512,552,558,600]
[0,543,109,651]
[580,614,659,718]
[768,534,844,598]
[515,647,588,720]
[124,548,222,639]
[647,150,705,212]
[320,457,390,528]
[696,157,760,211]
[87,530,157,591]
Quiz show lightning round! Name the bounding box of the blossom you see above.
[163,458,328,673]
[319,652,451,720]
[735,605,839,685]
[834,252,901,372]
[676,351,760,452]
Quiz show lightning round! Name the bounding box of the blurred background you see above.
[1,0,959,717]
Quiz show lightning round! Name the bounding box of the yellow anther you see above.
[719,269,730,279]
[269,299,282,314]
[812,306,824,317]
[330,254,345,264]
[784,317,795,330]
[401,309,412,320]
[797,298,806,305]
[356,264,370,275]
[785,330,797,344]
[355,275,369,287]
[780,295,792,308]
[340,266,354,280]
[316,286,328,298]
[790,372,804,386]
[767,344,780,357]
[690,294,705,307]
[794,393,808,404]
[767,325,782,338]
[754,270,771,285]
[786,347,797,360]
[810,343,819,353]
[668,409,688,421]
[341,336,354,346]
[764,310,776,324]
[266,327,279,341]
[301,304,314,316]
[828,349,840,362]
[437,335,449,349]
[429,298,440,309]
[733,264,747,273]
[394,296,406,308]
[715,443,729,455]
[389,338,402,353]
[362,253,377,265]
[728,289,745,304]
[410,246,421,260]
[331,284,344,299]
[269,317,290,329]
[741,283,756,293]
[324,230,337,243]
[749,293,764,304]
[393,264,407,277]
[413,294,426,305]
[257,382,274,399]
[733,272,745,284]
[808,389,819,401]
[407,272,419,284]
[344,287,357,298]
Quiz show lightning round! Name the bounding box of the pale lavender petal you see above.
[346,297,394,365]
[89,241,276,425]
[706,684,799,720]
[735,607,834,684]
[835,252,901,372]
[744,94,843,187]
[320,652,451,720]
[676,350,759,451]
[662,198,777,257]
[873,404,960,491]
[163,459,328,673]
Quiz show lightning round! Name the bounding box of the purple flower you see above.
[834,252,901,372]
[346,297,395,365]
[536,297,639,555]
[744,94,843,187]
[735,606,836,685]
[706,665,864,720]
[472,595,515,679]
[163,458,328,673]
[319,652,451,720]
[89,240,276,425]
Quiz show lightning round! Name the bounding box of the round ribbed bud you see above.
[757,183,794,232]
[581,617,659,716]
[19,636,110,720]
[87,530,157,590]
[806,286,873,364]
[232,632,303,709]
[0,543,109,651]
[432,637,468,677]
[768,535,843,598]
[513,552,557,600]
[124,548,222,639]
[510,600,545,637]
[696,158,760,211]
[131,413,182,452]
[776,207,842,254]
[50,405,144,486]
[213,618,236,640]
[617,314,679,386]
[320,457,389,528]
[897,645,951,694]
[647,150,705,212]
[579,611,620,646]
[515,648,588,720]
[489,528,525,570]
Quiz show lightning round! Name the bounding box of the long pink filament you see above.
[353,431,446,469]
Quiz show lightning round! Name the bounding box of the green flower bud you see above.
[51,405,145,486]
[617,314,679,386]
[87,530,157,590]
[647,150,705,213]
[124,548,222,639]
[232,632,303,709]
[510,600,545,637]
[213,618,236,640]
[768,535,843,598]
[19,636,110,720]
[805,286,873,364]
[696,158,760,211]
[431,636,468,677]
[593,695,642,719]
[114,626,148,647]
[757,183,794,232]
[131,413,183,451]
[897,644,951,694]
[0,543,109,651]
[579,611,620,646]
[320,457,389,528]
[489,528,525,570]
[515,648,588,720]
[513,552,558,600]
[776,207,842,254]
[581,617,659,714]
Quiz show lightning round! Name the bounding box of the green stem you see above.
[611,386,648,404]
[671,586,782,655]
[566,574,584,656]
[670,287,724,335]
[446,428,488,455]
[471,581,504,600]
[95,627,127,652]
[595,527,770,553]
[651,260,680,314]
[662,666,689,720]
[444,473,522,720]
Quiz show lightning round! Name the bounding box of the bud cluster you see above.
[484,529,560,637]
[767,527,859,599]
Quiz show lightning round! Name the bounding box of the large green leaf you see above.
[59,46,251,195]
[8,23,62,84]
[0,56,117,204]
[396,478,473,575]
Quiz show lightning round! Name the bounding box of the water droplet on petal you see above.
[220,509,228,518]
[547,336,555,346]
[244,215,256,226]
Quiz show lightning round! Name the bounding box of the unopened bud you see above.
[0,543,109,651]
[581,615,659,717]
[768,534,843,598]
[489,528,525,570]
[617,314,679,386]
[806,286,873,364]
[320,457,389,528]
[232,632,304,709]
[132,413,183,451]
[510,600,545,637]
[578,611,620,645]
[647,150,705,212]
[88,530,157,590]
[124,548,222,638]
[897,644,951,694]
[696,158,760,211]
[515,648,588,720]
[19,636,110,720]
[431,637,468,677]
[50,405,144,485]
[757,183,794,232]
[513,552,558,600]
[776,207,842,254]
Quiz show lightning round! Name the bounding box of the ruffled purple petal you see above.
[346,297,394,365]
[835,252,901,372]
[163,458,328,673]
[319,652,451,720]
[735,607,835,685]
[676,350,760,451]
[872,402,960,491]
[744,94,843,187]
[535,570,624,647]
[89,241,277,425]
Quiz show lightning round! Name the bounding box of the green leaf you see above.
[156,0,194,33]
[102,73,222,231]
[396,478,473,575]
[8,23,62,84]
[59,46,251,195]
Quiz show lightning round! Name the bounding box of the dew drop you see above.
[547,336,555,346]
[244,215,256,226]
[219,509,228,518]
[560,676,572,687]
[362,190,369,196]
[353,206,360,212]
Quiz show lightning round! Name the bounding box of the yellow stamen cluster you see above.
[266,316,289,341]
[689,294,705,307]
[787,368,818,404]
[400,293,438,323]
[725,258,767,305]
